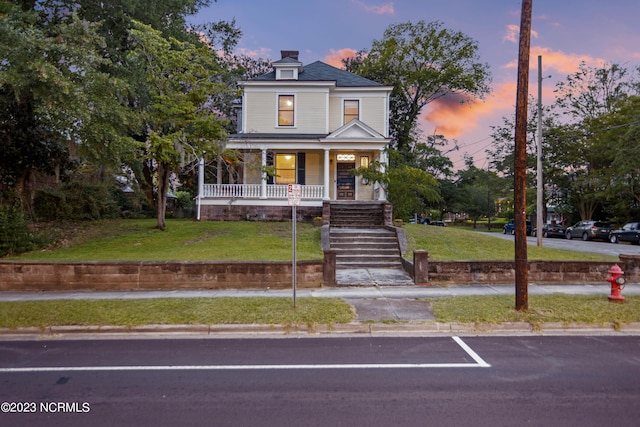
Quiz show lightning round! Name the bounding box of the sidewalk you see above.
[1,283,639,301]
[1,284,639,337]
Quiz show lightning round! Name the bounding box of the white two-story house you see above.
[196,50,393,221]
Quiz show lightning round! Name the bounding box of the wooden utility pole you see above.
[536,55,544,248]
[514,0,532,311]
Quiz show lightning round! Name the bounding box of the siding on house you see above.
[243,89,329,134]
[328,93,388,135]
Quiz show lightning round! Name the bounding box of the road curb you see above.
[1,321,640,338]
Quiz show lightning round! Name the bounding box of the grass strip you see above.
[0,298,355,329]
[2,295,638,330]
[430,294,640,328]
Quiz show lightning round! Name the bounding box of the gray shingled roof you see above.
[251,61,383,87]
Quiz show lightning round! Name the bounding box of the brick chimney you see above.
[280,50,299,60]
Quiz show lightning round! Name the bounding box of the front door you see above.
[336,162,355,200]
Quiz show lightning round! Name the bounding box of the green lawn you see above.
[403,223,617,261]
[12,219,323,261]
[9,219,616,262]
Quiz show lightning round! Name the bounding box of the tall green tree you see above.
[354,159,442,220]
[552,62,635,221]
[455,156,509,228]
[0,2,131,212]
[347,20,491,158]
[593,95,640,222]
[127,21,228,230]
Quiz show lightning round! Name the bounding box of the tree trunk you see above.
[142,160,156,211]
[15,168,34,219]
[155,162,170,230]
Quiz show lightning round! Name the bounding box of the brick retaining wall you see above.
[0,261,323,292]
[410,252,636,285]
[200,205,322,222]
[0,256,636,292]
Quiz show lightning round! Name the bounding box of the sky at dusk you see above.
[189,0,640,170]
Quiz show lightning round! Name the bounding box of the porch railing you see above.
[202,184,325,199]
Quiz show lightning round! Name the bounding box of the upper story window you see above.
[344,100,359,124]
[278,95,295,126]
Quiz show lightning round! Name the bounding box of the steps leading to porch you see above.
[328,202,385,228]
[330,228,403,269]
[327,201,406,271]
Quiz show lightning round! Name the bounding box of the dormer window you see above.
[274,51,302,80]
[278,69,295,80]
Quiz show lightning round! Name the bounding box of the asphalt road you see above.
[487,231,640,257]
[1,336,639,426]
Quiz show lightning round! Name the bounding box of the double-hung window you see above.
[344,99,359,124]
[275,154,296,184]
[278,95,295,126]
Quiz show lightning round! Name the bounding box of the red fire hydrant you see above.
[607,264,626,302]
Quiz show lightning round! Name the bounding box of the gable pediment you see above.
[326,119,385,140]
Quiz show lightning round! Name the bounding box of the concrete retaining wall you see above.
[1,255,637,292]
[409,252,637,285]
[0,261,323,292]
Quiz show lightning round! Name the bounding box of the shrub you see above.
[34,182,120,221]
[0,207,43,257]
[175,191,194,209]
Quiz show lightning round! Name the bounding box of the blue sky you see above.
[190,0,640,169]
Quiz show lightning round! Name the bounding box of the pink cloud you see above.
[236,47,273,59]
[351,0,395,15]
[323,48,359,68]
[503,24,539,43]
[504,46,606,74]
[420,82,517,138]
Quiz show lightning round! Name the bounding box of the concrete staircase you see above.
[328,202,404,270]
[330,228,404,269]
[328,202,385,228]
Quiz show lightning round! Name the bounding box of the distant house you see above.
[196,50,393,221]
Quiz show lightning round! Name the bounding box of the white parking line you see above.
[453,336,491,367]
[0,337,490,372]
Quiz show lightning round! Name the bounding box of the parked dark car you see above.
[609,222,640,244]
[503,219,532,236]
[430,221,446,227]
[532,222,565,238]
[565,220,613,241]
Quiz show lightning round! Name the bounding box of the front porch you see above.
[201,183,325,200]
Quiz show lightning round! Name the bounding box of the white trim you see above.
[241,91,247,133]
[325,119,386,140]
[333,86,393,93]
[227,140,388,151]
[325,92,330,134]
[241,81,336,89]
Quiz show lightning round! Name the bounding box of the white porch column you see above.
[261,149,267,199]
[377,150,388,201]
[197,157,204,220]
[323,149,331,200]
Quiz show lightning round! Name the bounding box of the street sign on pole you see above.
[287,184,301,206]
[287,184,301,307]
